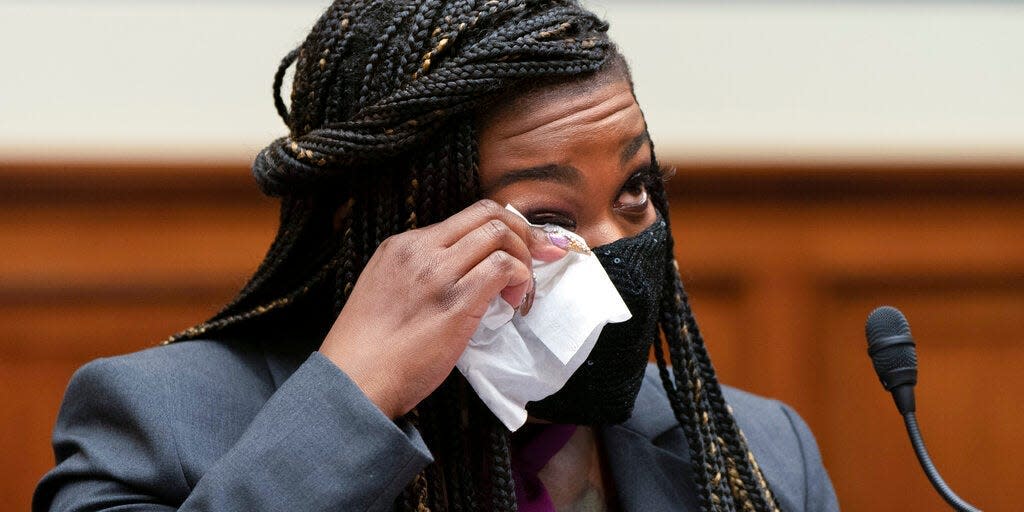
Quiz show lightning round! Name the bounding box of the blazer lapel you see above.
[599,373,701,512]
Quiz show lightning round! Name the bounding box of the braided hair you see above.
[166,1,781,510]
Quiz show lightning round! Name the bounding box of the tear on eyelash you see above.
[656,164,677,182]
[635,164,676,192]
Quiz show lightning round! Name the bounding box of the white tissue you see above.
[455,205,632,431]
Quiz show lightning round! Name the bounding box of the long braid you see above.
[435,376,470,512]
[167,1,780,510]
[273,48,300,126]
[655,166,775,508]
[412,395,447,512]
[487,410,518,511]
[397,409,433,512]
[658,278,717,510]
[649,163,782,512]
[682,287,780,511]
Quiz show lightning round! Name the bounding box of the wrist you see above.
[319,348,403,420]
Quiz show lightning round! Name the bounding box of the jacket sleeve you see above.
[778,402,840,511]
[33,351,433,512]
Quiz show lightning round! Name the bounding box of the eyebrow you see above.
[620,131,650,166]
[484,163,582,193]
[485,131,651,193]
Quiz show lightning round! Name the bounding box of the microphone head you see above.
[865,306,918,391]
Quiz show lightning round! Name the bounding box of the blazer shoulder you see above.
[84,337,260,370]
[722,385,839,512]
[635,365,838,511]
[633,365,797,443]
[38,340,266,507]
[78,339,288,425]
[80,338,275,391]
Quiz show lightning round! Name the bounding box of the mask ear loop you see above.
[273,47,301,128]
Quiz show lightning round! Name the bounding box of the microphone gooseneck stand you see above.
[902,412,980,512]
[865,306,983,512]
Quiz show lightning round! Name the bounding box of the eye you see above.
[613,172,651,212]
[525,211,577,231]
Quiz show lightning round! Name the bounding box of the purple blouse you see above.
[510,424,578,512]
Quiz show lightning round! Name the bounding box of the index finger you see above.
[434,199,567,262]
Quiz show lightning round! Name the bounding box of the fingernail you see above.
[547,233,571,250]
[519,273,537,316]
[520,288,534,317]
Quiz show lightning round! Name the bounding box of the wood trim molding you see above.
[4,159,1023,200]
[666,161,1024,199]
[0,160,261,202]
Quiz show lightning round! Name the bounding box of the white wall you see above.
[2,1,1022,163]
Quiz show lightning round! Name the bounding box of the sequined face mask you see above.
[525,215,668,425]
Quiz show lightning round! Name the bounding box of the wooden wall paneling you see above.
[820,287,1024,512]
[669,197,828,419]
[674,275,748,388]
[807,194,1024,507]
[669,169,1024,512]
[0,162,279,509]
[0,359,83,511]
[3,161,1023,511]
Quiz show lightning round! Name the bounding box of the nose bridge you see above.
[584,213,633,249]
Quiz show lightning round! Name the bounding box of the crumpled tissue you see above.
[455,205,632,431]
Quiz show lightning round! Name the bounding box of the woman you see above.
[34,1,838,511]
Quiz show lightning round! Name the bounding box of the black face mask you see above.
[525,215,668,425]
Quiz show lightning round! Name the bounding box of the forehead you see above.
[476,76,646,175]
[479,68,637,136]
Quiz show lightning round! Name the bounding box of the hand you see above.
[318,199,568,419]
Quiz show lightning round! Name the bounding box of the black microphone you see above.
[865,305,918,414]
[865,306,981,512]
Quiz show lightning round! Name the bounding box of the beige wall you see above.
[2,1,1023,163]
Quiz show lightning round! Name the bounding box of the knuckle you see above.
[488,250,515,274]
[475,199,502,217]
[484,219,511,242]
[382,233,416,266]
[436,282,462,312]
[414,254,442,283]
[377,234,394,252]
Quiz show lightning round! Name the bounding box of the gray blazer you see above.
[34,338,838,511]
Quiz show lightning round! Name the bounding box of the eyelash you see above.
[621,170,654,197]
[526,164,664,230]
